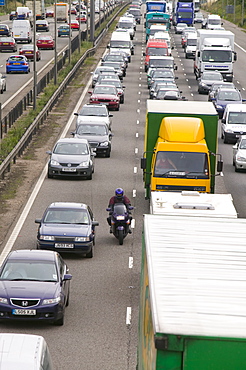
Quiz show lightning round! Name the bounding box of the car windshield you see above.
[79,106,107,116]
[53,142,89,155]
[110,41,131,48]
[21,44,34,50]
[187,39,197,46]
[77,124,107,135]
[105,55,123,62]
[93,86,116,94]
[44,208,89,224]
[154,151,209,178]
[102,62,121,68]
[118,22,133,28]
[239,139,246,148]
[0,261,58,282]
[217,90,241,101]
[95,67,114,74]
[202,73,223,81]
[38,36,52,40]
[157,88,179,98]
[228,112,246,124]
[0,37,12,42]
[152,70,174,78]
[99,79,121,87]
[149,59,173,68]
[9,56,24,61]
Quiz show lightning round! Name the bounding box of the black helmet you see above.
[115,188,124,198]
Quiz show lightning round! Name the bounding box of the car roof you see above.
[56,137,89,144]
[7,249,57,262]
[48,202,88,210]
[82,104,108,109]
[225,104,246,112]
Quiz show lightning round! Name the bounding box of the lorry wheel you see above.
[223,136,228,144]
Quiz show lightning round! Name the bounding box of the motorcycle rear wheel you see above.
[118,230,124,245]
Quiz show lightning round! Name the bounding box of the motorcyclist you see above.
[107,188,132,234]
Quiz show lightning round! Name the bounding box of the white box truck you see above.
[194,29,237,81]
[55,3,68,22]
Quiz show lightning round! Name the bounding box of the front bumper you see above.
[89,100,119,110]
[0,302,63,322]
[48,164,92,177]
[37,239,93,254]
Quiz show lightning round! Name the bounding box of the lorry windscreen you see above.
[202,50,232,62]
[154,151,209,178]
[177,11,193,18]
[147,47,168,56]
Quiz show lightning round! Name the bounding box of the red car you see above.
[68,7,77,14]
[69,20,80,30]
[46,10,54,17]
[37,35,55,50]
[0,37,17,52]
[89,84,120,111]
[19,44,41,61]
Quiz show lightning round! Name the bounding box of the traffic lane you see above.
[1,24,147,369]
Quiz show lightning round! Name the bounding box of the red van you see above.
[144,39,168,72]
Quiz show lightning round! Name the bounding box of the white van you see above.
[117,16,135,39]
[12,19,32,43]
[109,31,134,62]
[206,14,223,30]
[221,104,246,143]
[0,333,53,369]
[184,33,197,59]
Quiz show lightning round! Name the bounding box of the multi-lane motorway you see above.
[1,8,246,369]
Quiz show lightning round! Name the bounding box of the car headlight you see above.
[225,128,234,133]
[40,235,55,241]
[75,236,90,241]
[50,159,60,166]
[80,161,89,167]
[215,104,223,109]
[100,141,109,147]
[0,297,8,304]
[43,297,61,305]
[200,82,207,87]
[236,155,246,162]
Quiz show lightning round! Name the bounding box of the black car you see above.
[71,121,113,157]
[35,202,99,258]
[9,11,17,20]
[0,24,10,37]
[197,71,224,94]
[36,20,49,32]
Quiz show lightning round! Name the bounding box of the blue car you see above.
[6,55,30,74]
[35,202,99,258]
[211,87,245,119]
[58,25,72,37]
[0,249,72,326]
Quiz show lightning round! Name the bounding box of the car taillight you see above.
[10,42,14,45]
[24,62,28,65]
[6,63,10,65]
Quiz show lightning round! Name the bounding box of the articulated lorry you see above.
[138,213,246,370]
[194,29,237,81]
[141,100,223,199]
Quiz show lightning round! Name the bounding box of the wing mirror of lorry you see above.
[234,52,237,61]
[221,118,226,123]
[217,160,223,173]
[141,157,146,170]
[197,51,200,57]
[107,44,110,48]
[143,52,145,56]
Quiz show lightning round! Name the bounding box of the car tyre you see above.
[116,106,119,111]
[235,165,239,172]
[87,172,92,180]
[120,97,124,104]
[47,171,53,179]
[86,245,94,258]
[105,149,111,158]
[66,292,70,307]
[54,312,64,326]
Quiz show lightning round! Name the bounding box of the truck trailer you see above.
[141,100,223,199]
[138,214,246,369]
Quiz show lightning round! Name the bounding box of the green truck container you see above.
[141,100,222,199]
[138,214,246,370]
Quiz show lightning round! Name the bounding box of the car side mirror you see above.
[109,114,113,117]
[233,144,238,149]
[70,131,75,136]
[63,274,72,281]
[88,91,92,94]
[143,52,145,56]
[35,218,42,224]
[234,52,237,61]
[74,112,78,116]
[92,221,99,226]
[46,150,52,155]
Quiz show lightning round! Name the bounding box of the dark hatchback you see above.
[35,202,99,258]
[0,249,72,326]
[71,121,113,157]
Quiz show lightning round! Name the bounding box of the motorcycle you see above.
[106,203,134,245]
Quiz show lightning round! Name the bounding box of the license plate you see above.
[3,43,8,45]
[12,309,36,315]
[13,63,20,65]
[15,35,20,37]
[62,167,76,172]
[55,243,74,248]
[26,51,31,53]
[0,29,4,31]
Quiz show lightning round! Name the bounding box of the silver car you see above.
[47,138,95,179]
[74,104,113,129]
[233,135,246,172]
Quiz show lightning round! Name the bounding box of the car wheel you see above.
[66,292,70,307]
[86,245,94,258]
[87,172,92,180]
[224,135,228,144]
[185,54,188,59]
[235,165,239,172]
[54,312,64,326]
[116,105,119,111]
[233,159,235,166]
[121,97,124,104]
[47,171,53,179]
[0,88,3,94]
